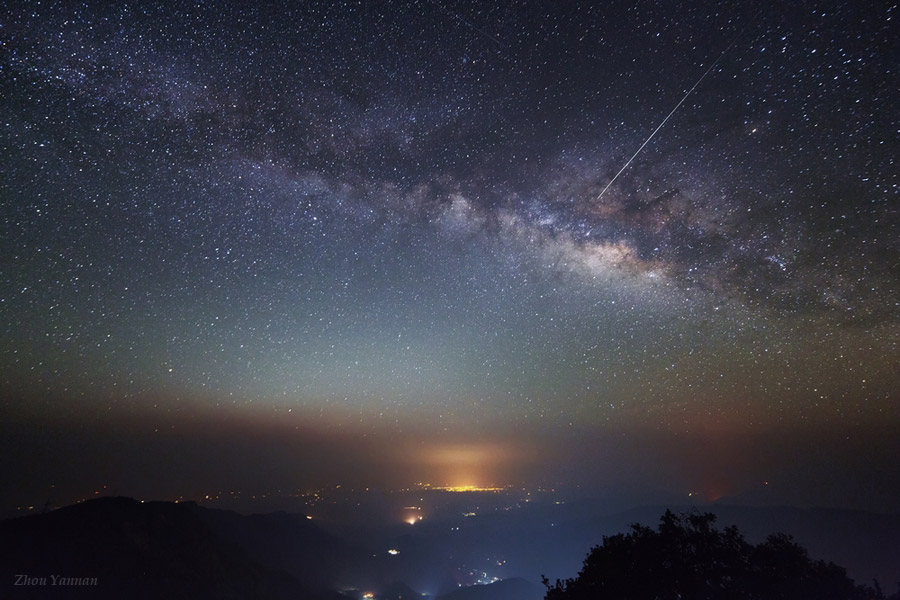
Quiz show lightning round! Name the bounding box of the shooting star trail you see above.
[596,38,738,201]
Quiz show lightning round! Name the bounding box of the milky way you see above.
[2,1,898,509]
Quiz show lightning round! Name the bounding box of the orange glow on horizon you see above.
[419,484,506,493]
[410,441,528,491]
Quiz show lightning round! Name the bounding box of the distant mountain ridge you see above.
[0,496,345,599]
[2,495,897,599]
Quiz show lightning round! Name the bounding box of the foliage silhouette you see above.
[543,510,892,600]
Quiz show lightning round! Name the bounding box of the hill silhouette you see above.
[197,506,355,589]
[0,497,345,599]
[2,497,896,600]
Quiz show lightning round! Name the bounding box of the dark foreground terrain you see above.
[0,497,351,599]
[1,496,897,599]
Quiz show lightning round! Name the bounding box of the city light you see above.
[432,485,506,493]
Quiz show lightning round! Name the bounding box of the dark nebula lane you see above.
[1,0,898,513]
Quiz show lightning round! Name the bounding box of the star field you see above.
[1,1,898,508]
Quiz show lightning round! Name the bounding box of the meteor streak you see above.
[596,38,738,201]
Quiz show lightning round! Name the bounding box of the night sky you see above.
[2,1,898,512]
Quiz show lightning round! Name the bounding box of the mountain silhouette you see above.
[0,496,346,599]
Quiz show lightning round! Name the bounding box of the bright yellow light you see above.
[431,485,506,493]
[387,549,399,555]
[414,442,527,491]
[406,517,418,525]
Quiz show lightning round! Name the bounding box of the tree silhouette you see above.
[543,510,887,600]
